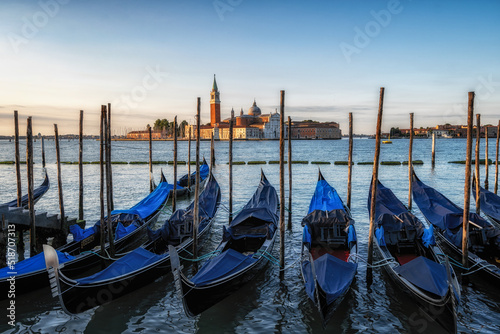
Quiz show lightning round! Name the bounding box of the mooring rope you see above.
[436,252,498,275]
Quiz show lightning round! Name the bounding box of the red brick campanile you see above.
[210,74,221,126]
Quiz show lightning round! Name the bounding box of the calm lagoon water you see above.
[0,138,499,333]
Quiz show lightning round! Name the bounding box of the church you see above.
[187,76,286,140]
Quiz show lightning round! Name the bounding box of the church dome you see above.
[248,100,261,116]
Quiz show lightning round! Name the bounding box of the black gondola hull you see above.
[178,235,276,317]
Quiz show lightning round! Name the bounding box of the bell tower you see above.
[210,74,221,126]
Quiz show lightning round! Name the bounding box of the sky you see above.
[1,0,499,136]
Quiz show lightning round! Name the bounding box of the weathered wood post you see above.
[41,136,46,169]
[14,111,22,207]
[27,117,36,256]
[193,98,201,263]
[462,92,475,267]
[188,127,191,191]
[229,108,234,223]
[287,116,292,230]
[475,114,481,214]
[54,124,65,234]
[279,90,285,279]
[210,132,215,168]
[79,110,84,222]
[99,107,106,256]
[408,113,414,210]
[367,87,385,271]
[431,132,436,168]
[107,103,114,211]
[149,125,153,192]
[495,120,500,194]
[104,106,115,257]
[485,126,489,190]
[347,112,353,210]
[172,116,178,212]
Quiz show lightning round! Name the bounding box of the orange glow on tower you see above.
[210,74,221,126]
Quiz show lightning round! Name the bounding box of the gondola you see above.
[472,177,500,227]
[2,169,50,208]
[170,171,279,317]
[0,174,171,299]
[44,173,221,314]
[168,158,210,197]
[412,171,500,283]
[369,178,460,333]
[300,171,357,327]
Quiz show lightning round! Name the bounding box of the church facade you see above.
[187,76,287,140]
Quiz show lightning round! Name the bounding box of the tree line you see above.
[146,118,189,137]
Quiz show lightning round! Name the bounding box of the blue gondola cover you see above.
[76,247,165,284]
[0,250,74,279]
[308,179,345,214]
[475,183,500,222]
[191,249,257,286]
[394,256,448,297]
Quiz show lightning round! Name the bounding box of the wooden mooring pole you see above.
[495,120,500,194]
[41,136,46,169]
[367,87,385,272]
[210,132,215,168]
[14,111,22,207]
[287,116,292,230]
[347,113,353,210]
[54,124,65,232]
[79,110,84,221]
[475,114,481,214]
[408,113,414,210]
[99,107,106,257]
[485,126,489,190]
[27,117,35,256]
[149,125,153,192]
[172,116,178,212]
[431,132,436,168]
[188,127,191,191]
[279,90,285,279]
[462,92,475,267]
[108,103,113,211]
[229,109,234,223]
[193,98,201,262]
[104,106,115,257]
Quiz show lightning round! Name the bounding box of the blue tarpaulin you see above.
[394,256,448,297]
[177,159,210,188]
[304,254,357,305]
[111,181,172,219]
[70,181,171,242]
[0,250,74,279]
[224,175,279,240]
[115,222,138,240]
[412,173,500,249]
[473,181,500,222]
[148,174,221,244]
[308,179,345,214]
[76,247,165,284]
[191,249,256,286]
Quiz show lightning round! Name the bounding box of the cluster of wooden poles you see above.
[366,89,500,278]
[9,90,500,274]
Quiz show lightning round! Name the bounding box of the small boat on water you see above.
[0,173,171,299]
[300,171,357,327]
[167,158,210,197]
[382,134,392,144]
[2,169,50,208]
[472,177,500,227]
[44,172,221,314]
[369,178,460,333]
[170,171,279,317]
[412,171,500,284]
